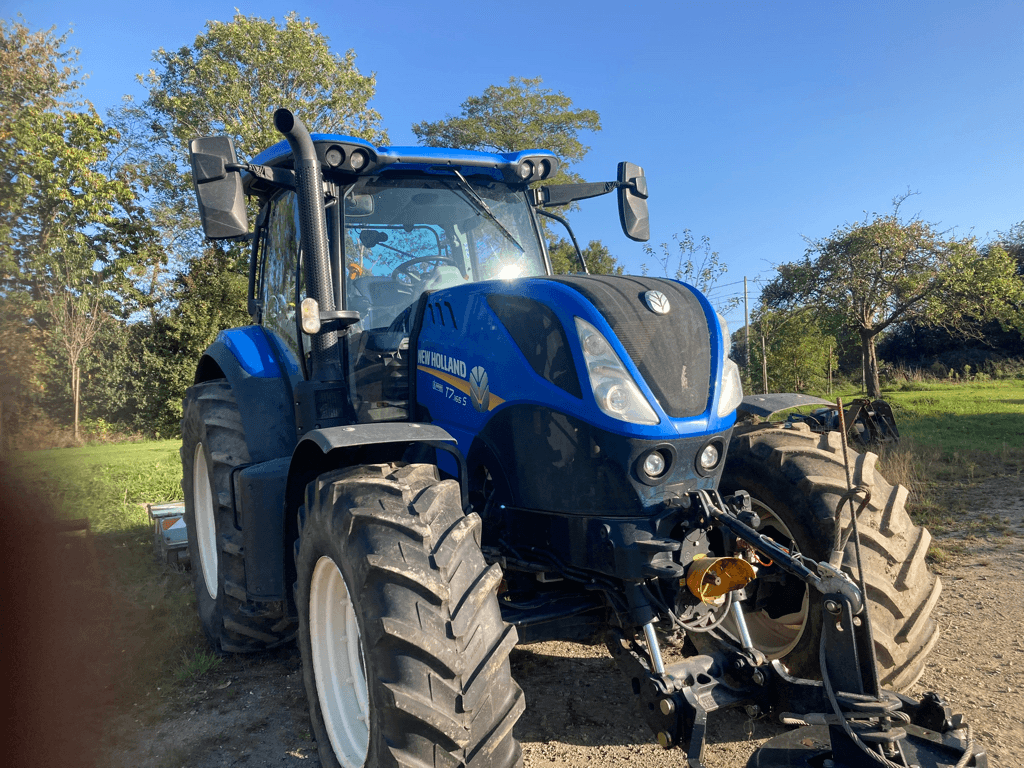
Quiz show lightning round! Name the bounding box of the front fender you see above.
[287,422,467,513]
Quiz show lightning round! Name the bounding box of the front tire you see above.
[180,380,295,652]
[296,463,524,768]
[717,423,941,691]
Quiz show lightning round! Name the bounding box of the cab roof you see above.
[247,133,560,188]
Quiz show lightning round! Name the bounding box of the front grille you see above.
[552,276,712,418]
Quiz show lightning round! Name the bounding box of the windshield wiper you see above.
[440,168,525,255]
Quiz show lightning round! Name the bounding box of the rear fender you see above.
[736,393,834,421]
[195,327,299,463]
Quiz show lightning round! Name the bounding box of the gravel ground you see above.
[73,475,1024,768]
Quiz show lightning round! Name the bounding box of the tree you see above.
[762,194,1024,399]
[413,77,620,273]
[412,76,599,185]
[138,11,386,161]
[749,309,836,394]
[111,10,389,300]
[107,12,389,435]
[1,20,145,441]
[549,238,623,275]
[993,221,1024,275]
[641,231,738,312]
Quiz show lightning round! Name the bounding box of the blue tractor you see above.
[183,110,982,767]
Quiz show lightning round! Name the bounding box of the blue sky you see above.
[10,0,1024,330]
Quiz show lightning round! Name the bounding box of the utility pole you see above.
[743,276,749,374]
[761,333,768,394]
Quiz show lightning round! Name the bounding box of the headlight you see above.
[699,443,720,470]
[716,313,743,417]
[717,312,732,355]
[575,317,659,425]
[718,357,743,417]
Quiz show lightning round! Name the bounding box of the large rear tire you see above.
[180,380,295,653]
[296,463,524,768]
[716,423,941,691]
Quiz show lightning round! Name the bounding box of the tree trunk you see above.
[72,361,80,443]
[860,328,882,399]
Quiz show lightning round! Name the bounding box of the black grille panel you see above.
[487,294,582,398]
[552,276,711,418]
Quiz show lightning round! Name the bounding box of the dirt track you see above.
[98,475,1022,768]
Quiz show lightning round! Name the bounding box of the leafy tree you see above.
[992,221,1024,275]
[1,19,147,441]
[641,231,738,311]
[0,295,42,448]
[749,309,836,394]
[109,12,388,434]
[137,11,386,162]
[762,194,1024,399]
[0,16,81,131]
[549,238,623,275]
[412,76,599,185]
[413,77,619,273]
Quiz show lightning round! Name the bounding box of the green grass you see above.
[11,441,182,533]
[880,380,1024,455]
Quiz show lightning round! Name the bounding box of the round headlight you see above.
[325,146,344,167]
[643,451,666,478]
[699,443,720,471]
[583,333,608,356]
[602,384,628,413]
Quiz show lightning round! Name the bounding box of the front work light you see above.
[575,317,659,425]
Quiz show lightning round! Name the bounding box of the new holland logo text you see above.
[417,349,467,378]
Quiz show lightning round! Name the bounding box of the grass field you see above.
[881,379,1024,454]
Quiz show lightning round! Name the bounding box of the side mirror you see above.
[189,137,249,240]
[617,162,649,242]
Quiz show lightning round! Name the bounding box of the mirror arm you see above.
[536,209,589,275]
[227,163,297,192]
[530,181,617,207]
[530,178,647,208]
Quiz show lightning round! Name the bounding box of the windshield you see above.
[341,175,547,330]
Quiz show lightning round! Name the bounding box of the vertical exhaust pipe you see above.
[274,108,339,379]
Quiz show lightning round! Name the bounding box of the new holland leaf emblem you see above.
[643,290,671,315]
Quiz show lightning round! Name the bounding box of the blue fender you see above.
[195,326,299,463]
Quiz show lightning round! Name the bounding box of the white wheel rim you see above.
[192,442,218,600]
[725,501,809,659]
[310,556,370,768]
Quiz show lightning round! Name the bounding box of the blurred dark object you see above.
[1,459,108,768]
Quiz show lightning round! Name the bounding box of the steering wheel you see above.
[391,256,461,284]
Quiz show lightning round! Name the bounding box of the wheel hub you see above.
[309,555,370,768]
[192,442,218,600]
